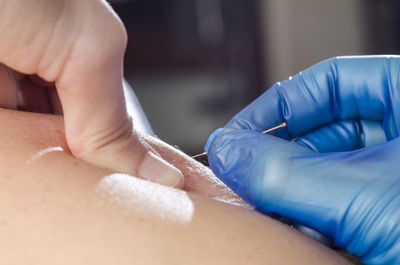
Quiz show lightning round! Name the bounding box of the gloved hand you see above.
[0,0,183,187]
[206,56,400,264]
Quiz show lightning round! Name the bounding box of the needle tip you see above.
[192,151,207,159]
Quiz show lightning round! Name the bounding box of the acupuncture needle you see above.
[192,122,288,166]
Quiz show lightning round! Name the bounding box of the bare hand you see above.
[0,0,183,187]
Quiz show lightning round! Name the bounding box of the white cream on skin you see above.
[27,146,64,164]
[96,173,194,224]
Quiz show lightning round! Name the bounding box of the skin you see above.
[0,0,184,187]
[0,108,351,265]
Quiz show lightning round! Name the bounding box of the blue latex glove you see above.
[206,56,400,265]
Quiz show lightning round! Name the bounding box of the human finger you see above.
[293,120,387,153]
[208,127,400,264]
[225,56,400,141]
[0,0,183,186]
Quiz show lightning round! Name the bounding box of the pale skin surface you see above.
[0,108,351,265]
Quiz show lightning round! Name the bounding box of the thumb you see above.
[48,1,184,187]
[207,129,356,238]
[207,128,314,206]
[0,0,183,187]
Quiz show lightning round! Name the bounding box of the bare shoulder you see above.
[0,108,350,265]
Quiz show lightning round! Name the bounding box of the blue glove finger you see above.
[208,129,400,264]
[206,56,400,264]
[209,129,349,236]
[204,119,387,154]
[207,128,313,204]
[225,56,400,140]
[295,120,387,152]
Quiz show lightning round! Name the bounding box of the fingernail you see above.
[138,152,184,187]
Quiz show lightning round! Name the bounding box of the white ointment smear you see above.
[27,146,64,164]
[96,173,194,224]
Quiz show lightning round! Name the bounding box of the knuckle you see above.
[72,116,149,174]
[97,0,128,54]
[72,116,135,160]
[89,117,133,153]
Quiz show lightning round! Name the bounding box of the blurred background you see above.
[109,0,400,155]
